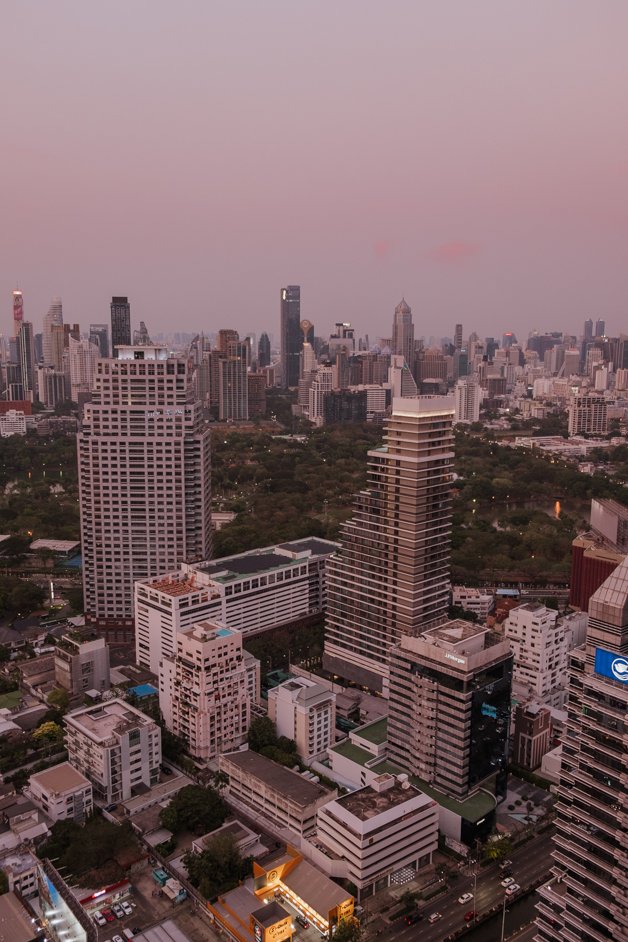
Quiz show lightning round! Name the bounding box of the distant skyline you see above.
[2,1,628,343]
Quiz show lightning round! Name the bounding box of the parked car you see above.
[464,911,478,923]
[458,892,474,905]
[121,901,133,916]
[93,911,107,927]
[501,877,515,887]
[505,884,521,897]
[103,909,115,922]
[499,859,513,871]
[161,766,173,776]
[296,915,309,928]
[428,912,442,924]
[112,904,125,919]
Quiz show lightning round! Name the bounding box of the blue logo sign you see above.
[481,703,498,719]
[594,648,628,683]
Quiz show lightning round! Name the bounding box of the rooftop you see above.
[354,717,387,745]
[65,698,155,742]
[425,620,488,644]
[251,900,290,928]
[221,749,331,806]
[335,777,424,821]
[29,762,90,795]
[197,538,338,581]
[0,892,38,942]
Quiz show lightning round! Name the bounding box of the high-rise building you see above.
[79,345,212,641]
[159,621,251,762]
[454,323,463,350]
[595,318,606,337]
[454,376,481,424]
[583,318,594,341]
[49,323,66,371]
[391,298,414,368]
[535,557,628,942]
[258,332,271,368]
[110,296,131,356]
[503,603,569,707]
[133,320,151,346]
[17,322,35,400]
[12,290,23,339]
[568,393,608,437]
[68,336,100,404]
[323,396,455,693]
[218,339,249,421]
[89,324,109,359]
[387,354,418,397]
[280,285,302,387]
[42,298,63,366]
[268,677,336,764]
[387,622,512,802]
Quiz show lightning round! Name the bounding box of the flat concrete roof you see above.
[335,777,424,821]
[0,891,38,942]
[221,749,331,806]
[354,717,387,745]
[29,762,90,795]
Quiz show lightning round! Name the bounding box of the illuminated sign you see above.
[481,703,498,719]
[444,652,466,665]
[594,648,628,683]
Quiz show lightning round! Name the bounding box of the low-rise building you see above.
[512,703,551,770]
[0,892,40,942]
[316,773,438,898]
[268,677,336,763]
[27,762,93,823]
[135,537,339,676]
[451,586,494,620]
[219,748,334,838]
[0,848,39,898]
[64,699,161,804]
[159,621,251,762]
[54,629,110,697]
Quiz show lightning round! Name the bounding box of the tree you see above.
[32,721,64,745]
[159,785,227,836]
[47,688,70,714]
[247,716,277,752]
[183,832,251,899]
[483,836,512,862]
[333,916,363,942]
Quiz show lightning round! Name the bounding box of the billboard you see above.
[594,648,628,683]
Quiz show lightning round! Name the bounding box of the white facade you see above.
[451,586,494,620]
[0,410,27,437]
[54,630,110,696]
[64,698,161,803]
[454,377,481,424]
[159,621,250,762]
[78,346,212,638]
[268,677,336,763]
[568,393,608,436]
[316,774,438,897]
[503,603,567,706]
[135,537,338,676]
[68,336,100,402]
[309,367,334,426]
[28,762,93,823]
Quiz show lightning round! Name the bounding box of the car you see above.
[464,911,478,923]
[112,904,125,918]
[105,803,118,812]
[505,883,521,897]
[458,893,474,905]
[161,766,173,776]
[121,901,133,915]
[499,859,513,870]
[296,915,309,928]
[103,909,115,922]
[501,868,513,877]
[428,913,442,924]
[94,911,107,927]
[405,912,423,925]
[501,877,515,887]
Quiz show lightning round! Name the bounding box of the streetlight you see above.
[500,894,508,942]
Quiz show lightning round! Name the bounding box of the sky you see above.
[2,0,628,346]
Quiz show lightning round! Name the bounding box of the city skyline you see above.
[3,1,628,342]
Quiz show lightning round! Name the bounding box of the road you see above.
[374,831,553,942]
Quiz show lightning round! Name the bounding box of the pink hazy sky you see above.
[2,0,628,344]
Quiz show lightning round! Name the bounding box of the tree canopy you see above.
[159,785,227,836]
[183,832,251,900]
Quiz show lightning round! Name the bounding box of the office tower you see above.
[535,557,628,942]
[454,323,463,350]
[159,621,251,762]
[247,372,266,418]
[218,340,249,421]
[568,393,608,437]
[388,355,418,397]
[616,334,628,372]
[391,298,414,367]
[110,296,131,355]
[132,320,151,345]
[387,623,512,802]
[68,336,100,403]
[17,322,35,400]
[300,340,317,379]
[308,366,334,426]
[595,318,605,337]
[89,324,109,359]
[583,318,594,341]
[36,367,66,409]
[454,376,481,424]
[323,396,455,693]
[42,298,63,366]
[49,323,66,371]
[79,345,212,641]
[12,290,23,339]
[258,332,271,368]
[280,285,302,387]
[502,331,516,349]
[328,322,356,360]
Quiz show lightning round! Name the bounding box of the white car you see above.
[458,892,474,905]
[501,877,515,887]
[505,883,521,896]
[121,901,133,915]
[428,912,442,923]
[94,911,107,927]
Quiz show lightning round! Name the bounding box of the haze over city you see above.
[3,0,628,342]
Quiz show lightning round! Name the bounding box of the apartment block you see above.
[387,621,512,800]
[268,677,336,763]
[451,585,494,621]
[64,699,161,803]
[219,749,334,838]
[27,762,93,824]
[504,603,566,707]
[54,629,110,697]
[136,537,337,676]
[568,392,608,436]
[316,773,438,898]
[324,397,454,694]
[159,621,250,762]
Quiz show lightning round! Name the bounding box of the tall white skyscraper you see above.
[454,376,481,424]
[42,298,63,367]
[323,396,455,693]
[391,298,415,369]
[78,345,212,641]
[68,336,100,403]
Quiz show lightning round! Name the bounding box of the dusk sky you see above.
[2,1,628,345]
